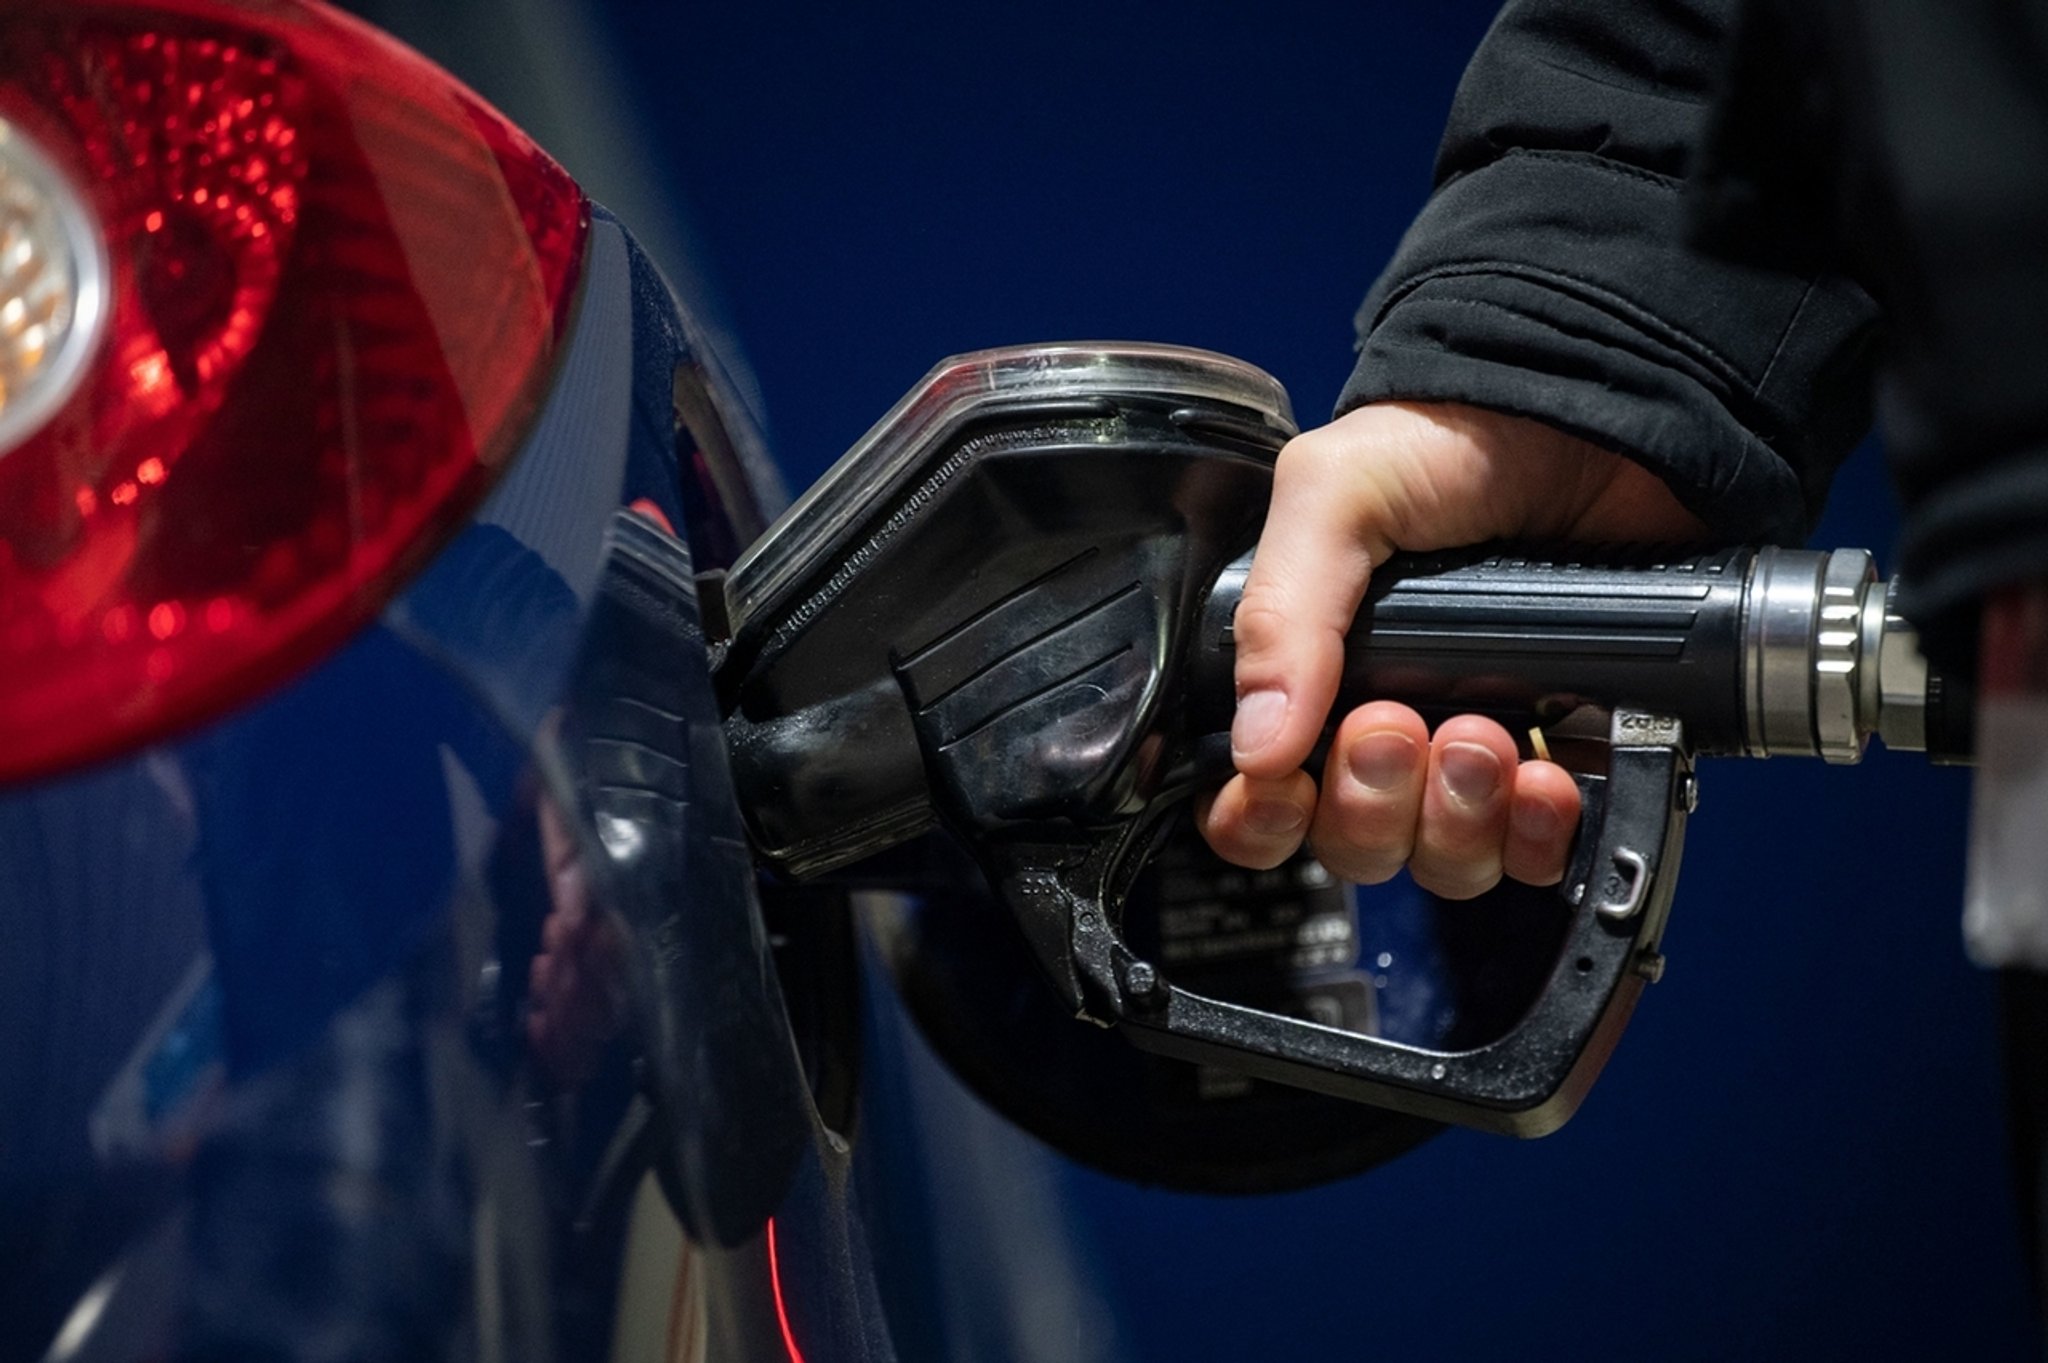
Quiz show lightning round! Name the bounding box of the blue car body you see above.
[0,209,902,1361]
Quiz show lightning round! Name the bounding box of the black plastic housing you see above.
[1194,546,1758,756]
[721,394,1285,879]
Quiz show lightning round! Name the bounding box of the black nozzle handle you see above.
[1085,710,1693,1135]
[1193,546,1757,755]
[1194,545,1975,764]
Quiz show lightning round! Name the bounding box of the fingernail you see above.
[1244,797,1307,837]
[1512,798,1566,843]
[1232,689,1288,761]
[1349,730,1418,792]
[1439,742,1502,805]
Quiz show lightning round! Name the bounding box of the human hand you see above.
[1197,400,1708,896]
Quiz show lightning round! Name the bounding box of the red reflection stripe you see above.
[767,1217,807,1363]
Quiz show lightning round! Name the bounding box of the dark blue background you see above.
[589,2,2030,1355]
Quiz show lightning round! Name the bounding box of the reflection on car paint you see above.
[0,208,893,1361]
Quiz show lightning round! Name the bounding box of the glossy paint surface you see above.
[0,211,889,1362]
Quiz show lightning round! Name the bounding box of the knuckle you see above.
[1310,790,1405,885]
[1201,829,1265,871]
[1503,832,1572,888]
[1230,594,1311,667]
[1195,804,1248,867]
[1274,428,1347,481]
[1311,842,1404,886]
[1204,778,1314,871]
[1234,839,1303,873]
[1507,858,1565,889]
[1320,782,1415,851]
[1353,808,1418,856]
[1427,810,1504,858]
[1411,857,1502,901]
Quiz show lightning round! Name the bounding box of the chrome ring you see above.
[1747,546,1830,757]
[1812,548,1874,763]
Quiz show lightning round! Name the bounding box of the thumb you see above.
[1231,432,1389,779]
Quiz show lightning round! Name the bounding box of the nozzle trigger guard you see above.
[985,710,1691,1137]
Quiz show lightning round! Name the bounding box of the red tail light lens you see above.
[0,0,587,782]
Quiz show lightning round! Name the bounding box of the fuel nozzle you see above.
[718,340,1980,1138]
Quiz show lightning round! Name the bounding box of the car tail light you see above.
[0,0,587,782]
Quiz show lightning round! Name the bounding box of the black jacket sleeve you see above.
[1693,0,2048,669]
[1338,0,1879,547]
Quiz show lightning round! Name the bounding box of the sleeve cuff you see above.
[1340,149,1877,545]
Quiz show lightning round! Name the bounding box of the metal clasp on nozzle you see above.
[1594,847,1651,920]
